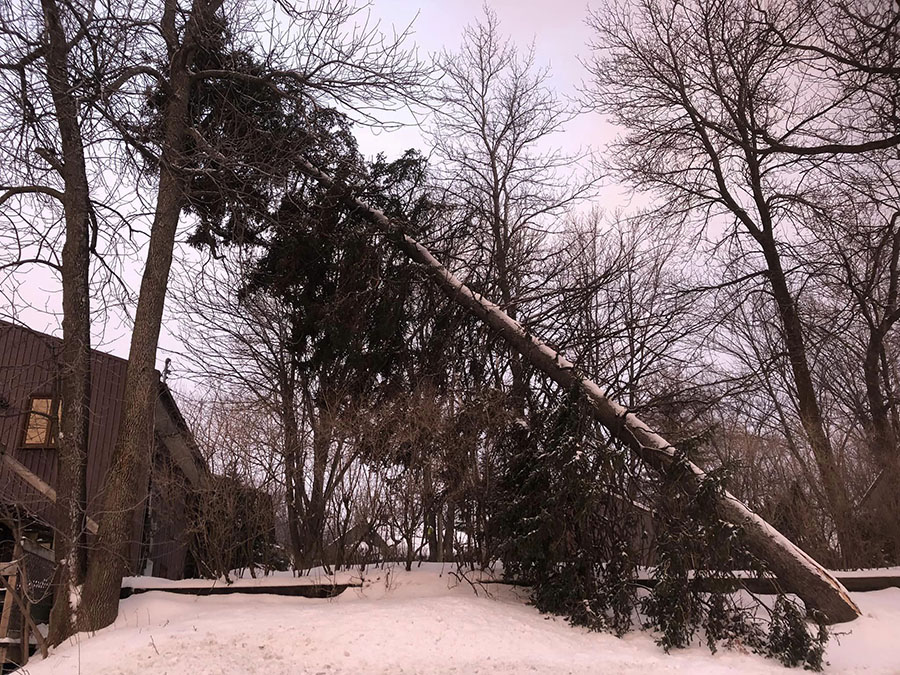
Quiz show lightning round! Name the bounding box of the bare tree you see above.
[417,12,603,565]
[172,253,307,564]
[38,0,94,642]
[801,163,900,561]
[174,245,395,571]
[546,212,703,418]
[760,0,899,155]
[181,395,282,579]
[431,8,598,405]
[584,0,868,564]
[0,0,118,642]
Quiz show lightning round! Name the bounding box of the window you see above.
[22,396,59,448]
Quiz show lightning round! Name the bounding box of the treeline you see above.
[177,0,899,577]
[167,1,895,664]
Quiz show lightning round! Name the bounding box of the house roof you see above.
[155,379,206,486]
[0,319,207,487]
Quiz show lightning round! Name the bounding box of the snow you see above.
[17,564,900,674]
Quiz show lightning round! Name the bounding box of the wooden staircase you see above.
[0,560,27,671]
[0,551,49,673]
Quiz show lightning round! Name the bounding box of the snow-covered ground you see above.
[18,564,900,674]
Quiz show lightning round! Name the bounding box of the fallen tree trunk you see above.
[298,159,861,624]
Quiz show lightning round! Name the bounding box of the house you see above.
[0,319,206,664]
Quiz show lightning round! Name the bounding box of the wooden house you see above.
[0,320,206,666]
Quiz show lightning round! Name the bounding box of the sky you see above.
[2,0,621,386]
[352,0,606,160]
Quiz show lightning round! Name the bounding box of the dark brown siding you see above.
[0,321,192,579]
[0,324,60,520]
[145,440,191,579]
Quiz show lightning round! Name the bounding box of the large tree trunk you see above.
[278,366,305,566]
[303,415,329,567]
[79,156,186,633]
[864,333,897,473]
[856,216,900,562]
[79,0,222,631]
[759,239,859,566]
[863,331,900,562]
[298,158,862,624]
[40,0,93,645]
[282,397,305,567]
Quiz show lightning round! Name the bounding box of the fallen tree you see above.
[297,157,861,624]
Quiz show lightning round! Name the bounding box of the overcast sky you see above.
[353,0,606,160]
[4,0,622,387]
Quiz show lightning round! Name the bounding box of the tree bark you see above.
[423,460,439,562]
[284,457,304,566]
[759,238,859,566]
[864,332,896,468]
[39,0,93,645]
[861,216,900,561]
[278,364,305,566]
[863,330,900,561]
[303,413,329,567]
[79,0,223,631]
[298,158,862,624]
[79,158,185,633]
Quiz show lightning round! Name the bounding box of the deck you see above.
[120,579,362,599]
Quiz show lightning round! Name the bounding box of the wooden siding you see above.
[144,441,192,579]
[0,321,197,579]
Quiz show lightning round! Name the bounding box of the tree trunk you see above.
[759,239,859,566]
[79,0,221,630]
[40,0,93,645]
[442,501,455,561]
[79,161,185,632]
[304,416,329,567]
[865,333,896,467]
[298,157,861,624]
[423,460,439,561]
[863,331,900,561]
[280,377,304,566]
